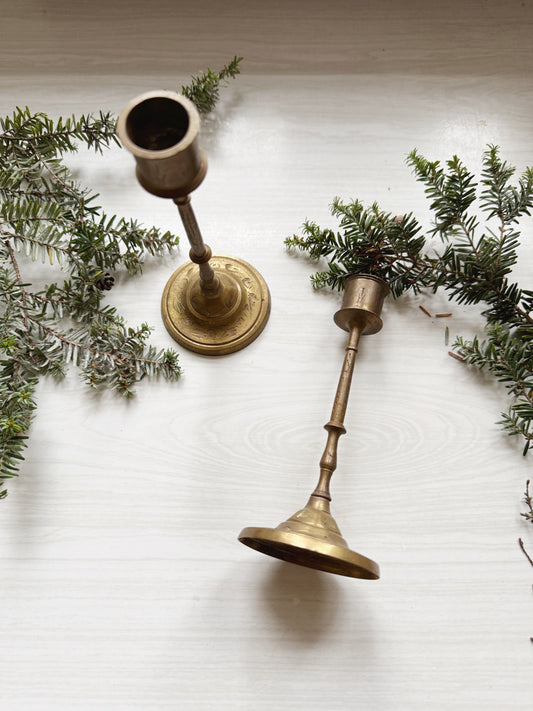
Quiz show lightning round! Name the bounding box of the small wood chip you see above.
[419,305,432,318]
[445,326,449,345]
[436,312,452,318]
[448,351,465,362]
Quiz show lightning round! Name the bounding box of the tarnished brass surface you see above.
[117,90,271,355]
[116,91,207,199]
[161,256,270,355]
[239,274,388,578]
[239,492,380,579]
[334,273,388,334]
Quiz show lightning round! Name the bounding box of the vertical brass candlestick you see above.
[239,274,388,578]
[117,90,270,355]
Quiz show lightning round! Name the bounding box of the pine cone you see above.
[95,273,115,291]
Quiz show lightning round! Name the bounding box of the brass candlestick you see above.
[239,274,388,579]
[117,90,270,355]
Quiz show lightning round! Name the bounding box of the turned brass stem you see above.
[173,196,220,296]
[313,323,362,501]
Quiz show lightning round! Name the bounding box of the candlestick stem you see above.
[313,323,362,501]
[174,196,220,296]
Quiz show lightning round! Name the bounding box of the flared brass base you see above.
[239,496,380,579]
[161,255,271,355]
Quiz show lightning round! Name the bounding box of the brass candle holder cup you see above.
[117,90,270,355]
[239,274,388,579]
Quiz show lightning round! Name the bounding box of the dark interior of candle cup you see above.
[126,97,190,151]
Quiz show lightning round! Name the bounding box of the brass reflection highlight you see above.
[239,274,388,579]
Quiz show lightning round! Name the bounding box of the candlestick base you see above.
[239,495,380,579]
[161,255,270,355]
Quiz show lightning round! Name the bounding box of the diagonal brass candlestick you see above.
[117,90,270,355]
[239,274,388,578]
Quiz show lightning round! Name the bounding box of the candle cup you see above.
[117,91,270,356]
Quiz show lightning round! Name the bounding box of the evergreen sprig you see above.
[0,59,242,497]
[182,56,243,114]
[286,145,533,484]
[522,480,533,524]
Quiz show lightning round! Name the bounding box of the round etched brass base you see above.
[161,255,270,355]
[238,526,380,579]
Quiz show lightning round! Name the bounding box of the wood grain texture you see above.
[1,4,533,710]
[4,0,533,77]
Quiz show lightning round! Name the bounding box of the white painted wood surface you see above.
[1,2,532,709]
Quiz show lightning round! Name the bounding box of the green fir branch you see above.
[0,58,241,497]
[181,56,243,114]
[286,145,533,518]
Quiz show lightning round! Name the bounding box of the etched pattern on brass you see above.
[162,256,270,355]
